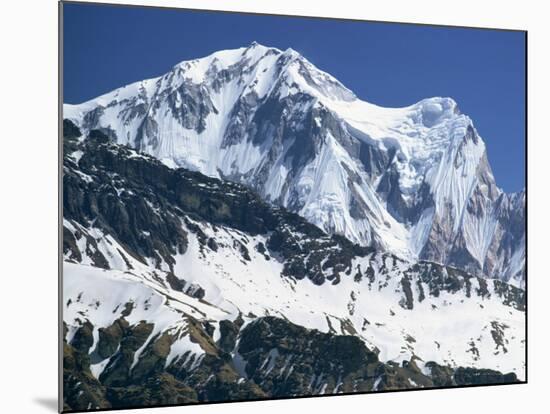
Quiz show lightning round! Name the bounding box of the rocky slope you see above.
[62,122,524,411]
[63,315,518,411]
[63,42,525,287]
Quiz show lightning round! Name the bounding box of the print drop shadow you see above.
[34,397,58,412]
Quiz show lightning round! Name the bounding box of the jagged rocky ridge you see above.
[62,123,524,411]
[64,42,526,288]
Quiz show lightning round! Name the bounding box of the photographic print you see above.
[61,1,526,411]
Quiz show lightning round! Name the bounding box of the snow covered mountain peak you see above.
[164,42,356,103]
[63,44,525,287]
[172,41,277,74]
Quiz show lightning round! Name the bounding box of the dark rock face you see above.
[63,118,82,140]
[236,318,518,395]
[237,316,378,395]
[400,261,524,311]
[64,130,189,271]
[63,314,266,411]
[453,367,518,385]
[63,315,518,411]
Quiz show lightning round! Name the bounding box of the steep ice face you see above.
[324,96,481,204]
[63,43,525,285]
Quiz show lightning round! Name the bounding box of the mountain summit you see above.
[64,43,525,287]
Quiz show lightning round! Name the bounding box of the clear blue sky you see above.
[63,2,526,192]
